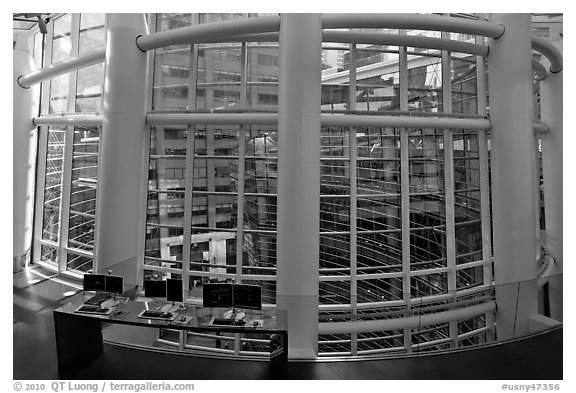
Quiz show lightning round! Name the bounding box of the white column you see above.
[13,33,39,272]
[276,13,322,359]
[94,14,148,288]
[488,14,538,339]
[540,40,563,322]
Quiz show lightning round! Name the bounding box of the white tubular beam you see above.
[136,15,281,51]
[488,14,539,340]
[533,121,550,134]
[94,14,148,287]
[276,13,322,360]
[321,114,490,129]
[323,31,488,56]
[17,49,105,88]
[533,60,547,81]
[532,35,563,73]
[319,301,496,335]
[33,115,103,127]
[147,112,277,126]
[13,34,39,272]
[322,14,505,38]
[204,32,279,43]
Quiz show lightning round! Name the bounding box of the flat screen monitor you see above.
[83,274,106,292]
[202,283,233,308]
[166,278,183,303]
[233,284,262,310]
[105,275,124,295]
[144,280,167,298]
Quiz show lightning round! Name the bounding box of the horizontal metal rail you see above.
[18,49,106,88]
[322,13,505,39]
[147,112,277,126]
[148,112,490,130]
[323,31,488,56]
[136,16,281,52]
[33,115,103,127]
[321,114,491,129]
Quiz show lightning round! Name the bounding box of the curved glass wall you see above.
[27,13,561,358]
[143,13,492,356]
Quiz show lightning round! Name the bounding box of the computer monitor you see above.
[105,275,124,295]
[83,274,106,292]
[144,280,167,298]
[166,278,183,303]
[233,284,262,310]
[202,283,233,308]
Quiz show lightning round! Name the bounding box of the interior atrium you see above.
[13,12,563,365]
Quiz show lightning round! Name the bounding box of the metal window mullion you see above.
[348,42,358,356]
[32,126,49,262]
[441,31,458,349]
[136,13,158,290]
[33,19,54,262]
[475,31,495,342]
[399,33,412,353]
[235,42,248,282]
[58,14,81,272]
[181,15,199,297]
[232,18,250,358]
[58,125,75,271]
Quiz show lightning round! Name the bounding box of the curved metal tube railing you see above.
[321,13,505,38]
[33,115,103,127]
[136,15,281,51]
[532,35,563,73]
[18,49,106,89]
[322,30,488,56]
[319,301,496,335]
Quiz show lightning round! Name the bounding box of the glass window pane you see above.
[68,127,99,253]
[49,74,69,114]
[42,127,66,242]
[76,63,104,113]
[52,14,72,63]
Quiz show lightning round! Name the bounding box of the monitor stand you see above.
[224,308,245,321]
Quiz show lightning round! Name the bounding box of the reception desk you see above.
[53,293,288,378]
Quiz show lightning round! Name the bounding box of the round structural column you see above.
[13,33,39,272]
[276,13,322,359]
[540,39,563,322]
[487,14,539,339]
[94,14,148,287]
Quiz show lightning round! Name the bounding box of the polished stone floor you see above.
[13,266,563,380]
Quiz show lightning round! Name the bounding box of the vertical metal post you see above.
[441,33,457,348]
[13,33,40,271]
[475,32,495,342]
[58,13,81,272]
[94,13,149,288]
[235,42,248,283]
[276,13,322,359]
[398,31,412,353]
[181,13,199,297]
[488,14,538,339]
[137,13,156,289]
[348,42,358,356]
